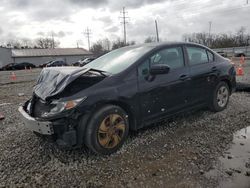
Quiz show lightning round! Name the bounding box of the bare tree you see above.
[90,38,112,56]
[129,41,136,45]
[6,39,22,49]
[20,38,34,48]
[144,36,155,43]
[2,38,34,49]
[90,41,105,56]
[102,38,111,51]
[182,27,250,48]
[35,37,60,49]
[111,38,135,50]
[236,26,247,46]
[112,38,126,50]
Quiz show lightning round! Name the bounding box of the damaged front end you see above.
[19,67,107,148]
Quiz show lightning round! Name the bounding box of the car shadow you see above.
[37,107,210,163]
[236,88,250,92]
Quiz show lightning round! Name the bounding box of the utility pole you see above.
[84,27,92,51]
[155,20,159,42]
[120,7,129,45]
[208,21,212,47]
[247,0,249,4]
[51,32,55,49]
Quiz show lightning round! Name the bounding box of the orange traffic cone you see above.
[10,72,17,81]
[237,66,244,76]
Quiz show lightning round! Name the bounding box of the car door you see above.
[185,45,217,104]
[137,46,191,123]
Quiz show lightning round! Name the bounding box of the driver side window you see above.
[150,47,184,69]
[138,46,184,79]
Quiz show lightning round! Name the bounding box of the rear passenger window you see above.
[150,47,184,69]
[207,51,214,62]
[187,47,208,65]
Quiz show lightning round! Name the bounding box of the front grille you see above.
[33,98,56,118]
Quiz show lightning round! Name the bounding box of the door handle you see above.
[179,74,191,81]
[211,66,217,72]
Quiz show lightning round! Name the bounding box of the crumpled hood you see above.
[34,67,90,101]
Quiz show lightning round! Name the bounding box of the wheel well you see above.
[78,101,136,147]
[220,79,232,94]
[101,101,136,131]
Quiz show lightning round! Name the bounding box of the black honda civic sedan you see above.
[19,42,236,155]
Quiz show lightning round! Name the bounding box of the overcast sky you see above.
[0,0,249,49]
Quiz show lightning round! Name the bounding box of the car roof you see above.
[121,42,209,50]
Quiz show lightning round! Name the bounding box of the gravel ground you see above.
[0,81,250,187]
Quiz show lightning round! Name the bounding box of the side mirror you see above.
[149,64,170,75]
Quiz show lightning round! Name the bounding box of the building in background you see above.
[0,47,13,68]
[0,47,92,68]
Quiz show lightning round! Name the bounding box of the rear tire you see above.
[85,105,129,155]
[209,81,230,112]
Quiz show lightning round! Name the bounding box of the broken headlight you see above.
[41,97,87,118]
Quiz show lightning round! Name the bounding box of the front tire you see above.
[209,81,230,112]
[85,105,129,155]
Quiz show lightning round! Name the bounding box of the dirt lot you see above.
[0,70,250,187]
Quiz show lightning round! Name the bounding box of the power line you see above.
[84,27,92,51]
[151,3,250,40]
[119,7,129,44]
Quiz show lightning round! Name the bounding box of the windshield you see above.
[85,45,154,74]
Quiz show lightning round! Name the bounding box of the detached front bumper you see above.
[18,104,87,148]
[18,106,54,135]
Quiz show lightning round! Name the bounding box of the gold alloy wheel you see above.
[98,114,126,149]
